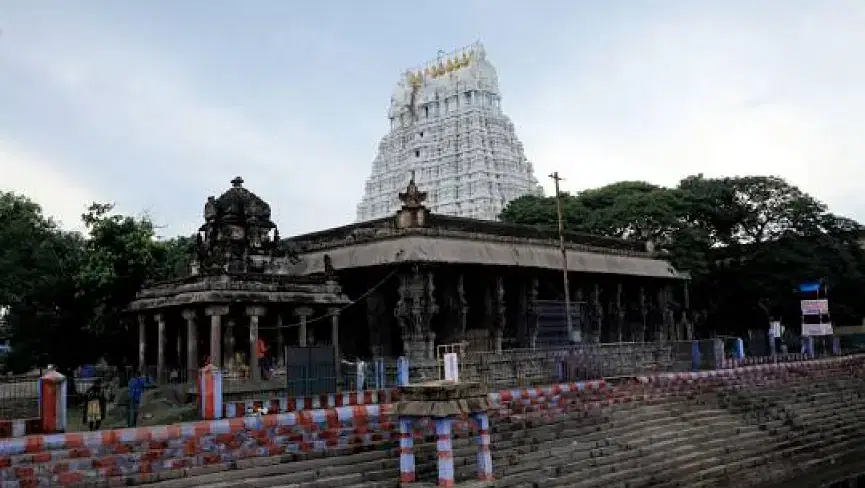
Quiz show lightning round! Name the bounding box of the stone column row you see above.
[138,305,342,382]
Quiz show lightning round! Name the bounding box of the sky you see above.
[2,1,864,237]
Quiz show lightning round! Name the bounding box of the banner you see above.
[800,299,829,315]
[797,282,821,294]
[802,323,833,336]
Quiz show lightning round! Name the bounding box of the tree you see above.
[499,175,865,336]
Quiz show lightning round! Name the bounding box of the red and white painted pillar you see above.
[198,364,223,420]
[38,368,67,433]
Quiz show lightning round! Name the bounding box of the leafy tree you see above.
[499,175,865,336]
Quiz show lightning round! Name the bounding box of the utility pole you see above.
[549,171,574,343]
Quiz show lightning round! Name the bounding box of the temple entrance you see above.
[284,345,337,396]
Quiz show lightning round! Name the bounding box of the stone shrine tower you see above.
[355,42,543,222]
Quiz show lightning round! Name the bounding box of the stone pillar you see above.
[615,283,625,343]
[329,307,341,379]
[224,319,236,368]
[435,417,455,487]
[137,315,147,373]
[276,313,285,368]
[155,313,167,383]
[247,306,267,381]
[528,278,539,349]
[494,276,505,353]
[183,309,198,377]
[295,307,313,347]
[205,305,229,368]
[39,368,67,433]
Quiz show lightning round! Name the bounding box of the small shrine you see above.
[128,177,350,386]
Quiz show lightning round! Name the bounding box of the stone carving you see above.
[355,42,542,222]
[366,290,387,357]
[638,286,648,343]
[395,266,437,359]
[590,284,603,344]
[194,177,294,273]
[528,278,539,348]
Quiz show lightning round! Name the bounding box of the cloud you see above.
[0,140,96,231]
[1,19,362,236]
[512,2,865,220]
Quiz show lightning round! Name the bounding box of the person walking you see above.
[127,370,146,428]
[82,378,107,431]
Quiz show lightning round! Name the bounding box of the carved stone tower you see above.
[355,42,543,222]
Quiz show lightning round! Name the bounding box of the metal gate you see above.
[284,346,336,396]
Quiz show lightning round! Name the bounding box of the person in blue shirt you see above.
[127,370,146,427]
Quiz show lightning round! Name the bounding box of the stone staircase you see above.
[113,361,865,487]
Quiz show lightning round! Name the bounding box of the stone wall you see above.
[3,355,862,487]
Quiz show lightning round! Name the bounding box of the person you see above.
[257,338,269,380]
[127,370,146,428]
[82,378,106,431]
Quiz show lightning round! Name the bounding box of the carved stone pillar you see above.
[493,276,506,353]
[575,288,585,343]
[205,305,229,368]
[224,319,236,368]
[182,309,198,377]
[615,283,625,343]
[663,286,676,341]
[137,315,147,373]
[638,286,648,343]
[247,306,267,381]
[154,313,167,382]
[591,284,603,344]
[366,290,386,357]
[329,308,341,379]
[528,278,539,349]
[457,274,468,340]
[275,313,285,368]
[517,282,528,347]
[395,266,437,360]
[295,307,314,347]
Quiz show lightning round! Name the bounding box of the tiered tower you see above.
[355,42,542,222]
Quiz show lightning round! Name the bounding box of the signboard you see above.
[443,353,459,383]
[802,323,833,336]
[769,321,782,338]
[800,299,829,315]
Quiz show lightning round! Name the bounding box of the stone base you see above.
[395,381,491,417]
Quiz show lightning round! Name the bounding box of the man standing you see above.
[127,370,146,427]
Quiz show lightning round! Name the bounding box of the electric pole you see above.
[549,171,574,343]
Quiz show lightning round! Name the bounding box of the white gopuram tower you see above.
[355,42,542,222]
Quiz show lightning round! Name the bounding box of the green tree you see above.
[499,175,865,336]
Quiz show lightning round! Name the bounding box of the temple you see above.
[128,177,350,384]
[293,175,688,362]
[355,42,543,222]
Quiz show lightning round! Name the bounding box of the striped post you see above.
[398,417,416,483]
[474,412,494,481]
[39,368,67,433]
[691,341,701,372]
[356,361,366,392]
[734,338,745,360]
[374,358,385,389]
[435,417,455,487]
[198,364,223,420]
[397,356,410,386]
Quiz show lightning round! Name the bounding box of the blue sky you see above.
[2,1,864,236]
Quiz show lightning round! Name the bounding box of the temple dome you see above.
[209,176,275,228]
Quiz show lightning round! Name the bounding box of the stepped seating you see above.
[7,359,864,487]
